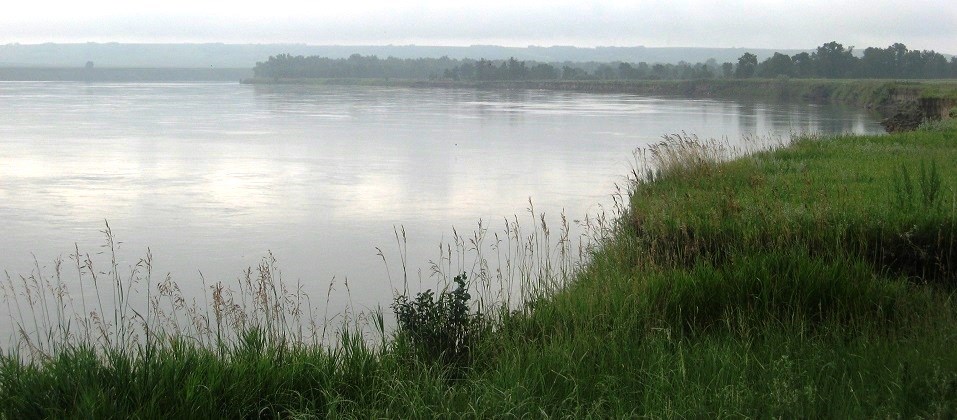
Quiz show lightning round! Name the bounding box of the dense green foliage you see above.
[754,42,956,79]
[254,41,957,82]
[392,273,484,370]
[3,120,957,416]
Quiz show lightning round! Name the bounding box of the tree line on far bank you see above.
[253,41,957,81]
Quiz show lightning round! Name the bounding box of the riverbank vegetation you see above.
[248,44,957,129]
[2,115,955,415]
[253,41,957,82]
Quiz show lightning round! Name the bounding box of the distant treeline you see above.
[254,42,957,81]
[253,54,461,80]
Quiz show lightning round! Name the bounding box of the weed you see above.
[392,273,483,370]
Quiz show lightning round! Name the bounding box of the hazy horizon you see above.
[0,41,952,59]
[2,1,954,54]
[0,43,820,69]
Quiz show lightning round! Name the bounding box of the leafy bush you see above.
[392,273,483,369]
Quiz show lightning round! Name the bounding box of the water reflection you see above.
[0,82,886,324]
[737,102,758,135]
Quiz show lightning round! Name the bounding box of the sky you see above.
[1,0,955,53]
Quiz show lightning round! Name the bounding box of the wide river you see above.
[0,82,884,336]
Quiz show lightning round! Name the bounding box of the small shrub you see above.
[392,273,482,369]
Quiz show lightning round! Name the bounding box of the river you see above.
[0,82,884,341]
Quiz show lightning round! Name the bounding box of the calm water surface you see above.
[0,82,884,326]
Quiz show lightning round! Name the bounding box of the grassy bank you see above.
[3,122,957,416]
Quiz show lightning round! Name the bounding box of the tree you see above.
[503,57,528,80]
[651,64,668,79]
[457,61,476,80]
[475,59,496,81]
[900,49,925,78]
[721,62,734,78]
[250,42,957,82]
[561,66,588,80]
[791,52,812,77]
[922,51,949,79]
[812,41,858,78]
[528,63,558,80]
[860,46,894,78]
[694,63,714,79]
[618,62,640,79]
[704,58,720,75]
[890,43,909,77]
[734,53,757,78]
[595,64,617,80]
[758,52,794,77]
[635,62,651,79]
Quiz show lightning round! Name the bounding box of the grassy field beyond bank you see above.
[2,124,957,416]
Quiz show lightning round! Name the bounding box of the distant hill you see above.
[0,67,251,82]
[0,43,807,69]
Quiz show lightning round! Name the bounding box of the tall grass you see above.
[2,124,957,416]
[3,198,597,354]
[0,198,607,416]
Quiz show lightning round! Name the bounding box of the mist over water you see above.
[0,82,884,324]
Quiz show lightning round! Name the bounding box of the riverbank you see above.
[2,121,956,416]
[245,77,957,116]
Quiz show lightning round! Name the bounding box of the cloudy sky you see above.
[2,0,954,53]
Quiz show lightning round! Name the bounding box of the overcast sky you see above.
[1,0,954,53]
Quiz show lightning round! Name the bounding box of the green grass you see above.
[3,123,957,417]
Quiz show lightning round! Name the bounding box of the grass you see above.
[2,121,957,417]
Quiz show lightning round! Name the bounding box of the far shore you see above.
[243,77,957,121]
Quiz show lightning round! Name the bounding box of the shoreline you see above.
[2,84,956,416]
[244,78,957,131]
[243,77,957,105]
